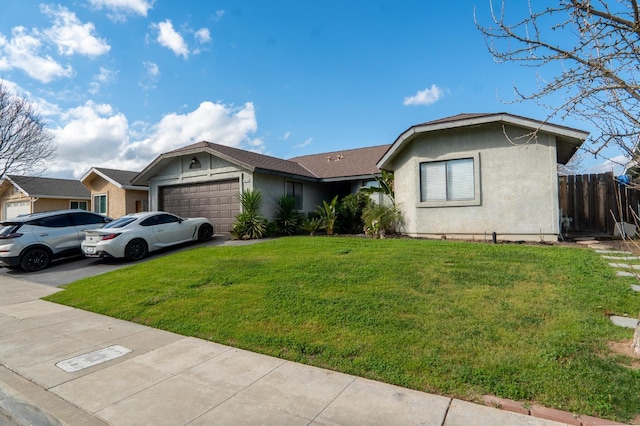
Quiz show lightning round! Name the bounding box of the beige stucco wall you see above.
[33,198,78,213]
[0,191,89,220]
[390,123,560,242]
[125,189,149,215]
[86,176,126,217]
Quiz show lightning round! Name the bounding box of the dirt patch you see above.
[607,340,640,369]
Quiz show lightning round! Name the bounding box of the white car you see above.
[82,212,213,261]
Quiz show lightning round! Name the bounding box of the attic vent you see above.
[326,156,332,162]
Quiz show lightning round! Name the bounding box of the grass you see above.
[44,237,640,422]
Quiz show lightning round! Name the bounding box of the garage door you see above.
[5,201,30,220]
[159,179,240,233]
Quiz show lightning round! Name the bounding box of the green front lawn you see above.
[45,237,640,422]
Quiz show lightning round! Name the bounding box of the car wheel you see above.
[21,248,51,272]
[197,224,213,242]
[125,239,148,261]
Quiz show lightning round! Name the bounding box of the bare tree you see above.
[0,80,56,179]
[477,2,640,356]
[475,1,640,162]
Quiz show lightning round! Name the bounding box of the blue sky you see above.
[0,1,621,178]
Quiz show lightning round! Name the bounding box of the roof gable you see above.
[133,141,319,185]
[378,112,589,168]
[82,167,148,190]
[6,175,90,199]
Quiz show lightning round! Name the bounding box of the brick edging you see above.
[482,395,627,425]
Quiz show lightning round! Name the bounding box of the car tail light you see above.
[0,233,23,239]
[101,233,121,241]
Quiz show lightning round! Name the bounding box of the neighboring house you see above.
[0,175,91,220]
[81,167,149,218]
[131,141,389,233]
[377,113,589,242]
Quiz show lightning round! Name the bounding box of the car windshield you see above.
[0,223,20,236]
[102,216,138,229]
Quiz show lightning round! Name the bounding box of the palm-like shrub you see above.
[301,216,325,236]
[231,189,267,239]
[362,204,403,238]
[317,195,339,236]
[274,195,299,235]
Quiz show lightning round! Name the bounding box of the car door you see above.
[152,213,193,244]
[29,214,80,253]
[69,211,110,243]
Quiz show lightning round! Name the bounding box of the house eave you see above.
[378,113,589,169]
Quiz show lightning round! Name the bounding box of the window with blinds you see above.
[420,158,475,202]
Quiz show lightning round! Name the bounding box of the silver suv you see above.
[0,210,112,272]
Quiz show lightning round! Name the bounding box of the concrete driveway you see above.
[0,234,232,287]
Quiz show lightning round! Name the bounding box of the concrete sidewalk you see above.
[0,276,617,425]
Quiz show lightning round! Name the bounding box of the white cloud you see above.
[294,138,312,149]
[88,0,155,21]
[89,67,117,94]
[50,101,130,176]
[41,5,110,57]
[585,154,630,175]
[215,10,225,20]
[282,132,291,140]
[403,84,444,106]
[139,60,160,90]
[195,28,211,44]
[152,20,189,58]
[0,26,72,83]
[123,101,258,160]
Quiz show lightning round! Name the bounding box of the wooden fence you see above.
[558,172,640,234]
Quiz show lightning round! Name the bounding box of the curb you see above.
[483,396,628,425]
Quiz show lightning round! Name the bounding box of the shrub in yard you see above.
[336,192,373,234]
[362,203,403,238]
[316,195,339,236]
[273,195,300,235]
[231,189,267,239]
[301,215,325,236]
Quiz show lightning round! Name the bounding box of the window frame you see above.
[417,153,481,208]
[93,194,107,214]
[286,181,303,210]
[70,200,88,210]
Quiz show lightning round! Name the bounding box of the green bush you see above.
[362,203,403,238]
[301,216,325,236]
[337,192,373,234]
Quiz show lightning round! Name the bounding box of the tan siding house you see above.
[0,175,91,220]
[81,168,148,219]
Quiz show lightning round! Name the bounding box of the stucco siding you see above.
[393,124,560,241]
[125,189,149,214]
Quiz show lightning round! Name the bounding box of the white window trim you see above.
[70,200,88,210]
[93,193,108,214]
[417,153,481,208]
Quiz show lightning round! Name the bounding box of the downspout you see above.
[31,197,39,214]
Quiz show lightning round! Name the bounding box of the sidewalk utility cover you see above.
[56,345,132,372]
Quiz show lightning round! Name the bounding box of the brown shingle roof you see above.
[93,168,141,186]
[289,144,391,180]
[8,175,90,198]
[168,141,318,179]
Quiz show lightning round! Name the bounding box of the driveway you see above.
[0,234,232,287]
